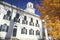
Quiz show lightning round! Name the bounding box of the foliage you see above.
[36,0,60,40]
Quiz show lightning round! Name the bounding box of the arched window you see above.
[21,27,27,34]
[29,29,34,35]
[36,30,40,35]
[0,24,9,32]
[1,24,7,31]
[7,10,11,16]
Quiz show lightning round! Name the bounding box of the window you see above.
[36,20,38,23]
[22,16,28,24]
[36,20,39,27]
[21,27,27,34]
[0,24,9,32]
[36,30,40,35]
[15,13,20,18]
[22,20,28,24]
[29,22,34,26]
[3,10,11,20]
[6,26,9,32]
[14,18,20,22]
[9,16,11,20]
[7,11,11,16]
[29,18,34,26]
[24,16,27,20]
[13,28,17,37]
[0,25,2,31]
[29,29,34,35]
[36,24,39,27]
[3,15,8,20]
[31,18,33,22]
[1,24,7,31]
[3,15,6,19]
[14,13,20,22]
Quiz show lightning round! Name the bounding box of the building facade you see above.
[0,1,43,40]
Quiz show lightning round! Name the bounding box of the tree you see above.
[36,0,60,40]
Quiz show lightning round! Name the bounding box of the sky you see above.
[3,0,42,16]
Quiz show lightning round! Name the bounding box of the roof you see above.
[0,1,40,18]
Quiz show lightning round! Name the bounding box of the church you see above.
[0,1,51,40]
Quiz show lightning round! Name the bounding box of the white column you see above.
[42,19,49,40]
[45,27,49,40]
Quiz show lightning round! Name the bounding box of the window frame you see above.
[14,13,20,22]
[7,10,11,16]
[36,20,39,27]
[21,27,27,34]
[3,10,12,20]
[31,18,33,22]
[13,28,17,37]
[36,30,40,35]
[24,16,27,20]
[0,24,9,32]
[1,24,8,32]
[29,29,34,35]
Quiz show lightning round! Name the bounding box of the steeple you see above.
[25,2,35,14]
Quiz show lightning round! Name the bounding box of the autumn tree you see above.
[36,0,60,40]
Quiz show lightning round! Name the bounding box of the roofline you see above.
[0,1,40,18]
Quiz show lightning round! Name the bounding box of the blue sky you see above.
[3,0,42,16]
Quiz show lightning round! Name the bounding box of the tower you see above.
[25,2,35,14]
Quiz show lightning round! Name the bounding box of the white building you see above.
[0,1,43,40]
